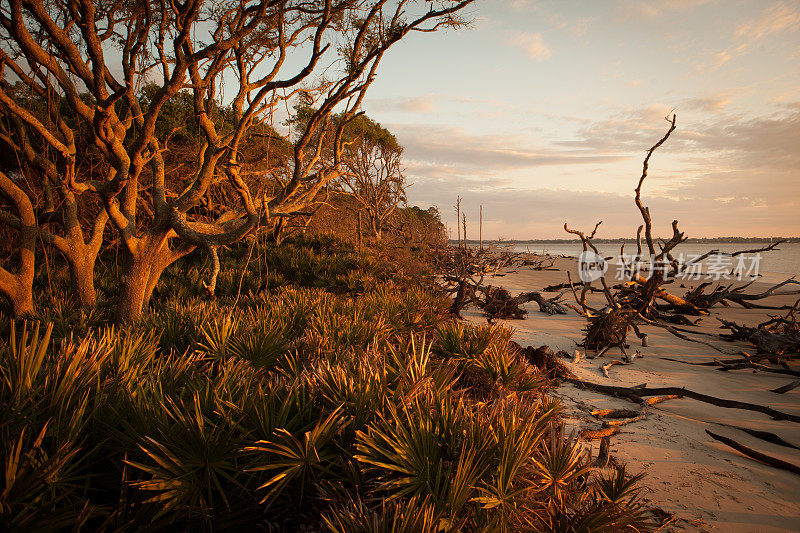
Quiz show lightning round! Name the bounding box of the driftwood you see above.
[439,245,569,318]
[543,280,604,293]
[643,395,682,406]
[600,359,631,378]
[471,285,568,320]
[715,359,800,378]
[718,318,800,355]
[592,435,611,468]
[705,430,800,476]
[582,308,647,353]
[564,378,800,423]
[556,117,791,364]
[604,413,647,426]
[770,380,800,394]
[685,277,800,310]
[580,426,620,440]
[592,408,640,419]
[641,319,737,354]
[657,355,800,379]
[717,423,800,450]
[518,344,571,379]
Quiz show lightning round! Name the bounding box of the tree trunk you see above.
[0,171,36,318]
[117,249,152,324]
[67,254,98,309]
[116,236,185,324]
[271,217,286,245]
[5,281,34,317]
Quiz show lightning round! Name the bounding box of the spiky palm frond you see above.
[433,321,466,357]
[385,334,431,389]
[321,495,438,533]
[1,321,53,402]
[0,424,91,532]
[228,330,289,368]
[594,466,645,505]
[311,357,387,432]
[197,316,238,360]
[308,308,390,354]
[124,391,246,520]
[354,391,483,521]
[472,399,556,532]
[531,428,591,508]
[246,407,346,506]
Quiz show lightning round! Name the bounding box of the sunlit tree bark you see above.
[0,0,473,322]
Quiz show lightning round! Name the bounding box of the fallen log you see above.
[516,290,569,315]
[580,426,620,440]
[644,395,682,406]
[592,408,640,419]
[604,413,647,427]
[630,274,703,311]
[688,277,800,310]
[543,281,582,292]
[717,423,800,450]
[705,430,800,476]
[718,318,800,355]
[564,378,800,423]
[771,380,800,394]
[476,285,568,319]
[659,353,792,367]
[644,321,737,354]
[715,360,800,378]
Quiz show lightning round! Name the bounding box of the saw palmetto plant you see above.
[0,234,654,530]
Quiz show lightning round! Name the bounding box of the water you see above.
[501,241,800,279]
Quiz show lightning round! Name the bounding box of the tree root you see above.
[705,429,800,476]
[771,380,800,394]
[564,377,800,423]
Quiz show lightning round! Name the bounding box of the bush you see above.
[0,234,654,531]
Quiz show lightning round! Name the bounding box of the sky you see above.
[354,0,800,239]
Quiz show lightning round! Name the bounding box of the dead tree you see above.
[684,277,800,310]
[561,116,794,356]
[0,0,474,322]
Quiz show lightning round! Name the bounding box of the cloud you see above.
[706,2,800,70]
[613,0,712,19]
[401,104,800,238]
[505,32,551,60]
[736,1,800,40]
[367,95,436,114]
[682,93,732,113]
[392,124,628,171]
[409,181,797,240]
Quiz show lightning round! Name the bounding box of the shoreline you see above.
[463,254,800,532]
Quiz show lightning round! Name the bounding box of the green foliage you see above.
[246,407,346,506]
[0,234,654,530]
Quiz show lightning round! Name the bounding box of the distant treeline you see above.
[457,237,800,245]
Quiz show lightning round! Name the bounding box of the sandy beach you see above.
[463,256,800,532]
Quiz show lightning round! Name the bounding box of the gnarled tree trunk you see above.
[115,233,191,324]
[0,170,36,317]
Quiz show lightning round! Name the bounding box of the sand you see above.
[461,256,800,532]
